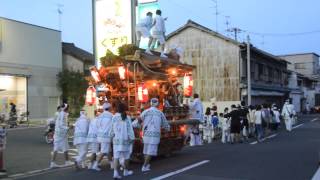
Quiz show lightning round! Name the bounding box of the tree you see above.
[57,70,88,118]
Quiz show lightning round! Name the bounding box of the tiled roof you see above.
[62,42,94,63]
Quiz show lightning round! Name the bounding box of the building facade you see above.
[166,20,289,107]
[280,53,320,108]
[240,46,289,107]
[62,42,94,75]
[0,17,62,119]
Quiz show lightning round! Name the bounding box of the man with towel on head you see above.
[96,102,114,169]
[73,110,89,169]
[140,98,170,172]
[50,104,72,168]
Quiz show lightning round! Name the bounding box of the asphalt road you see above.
[4,114,320,180]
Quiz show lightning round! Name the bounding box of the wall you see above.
[0,18,62,119]
[281,54,319,77]
[63,54,84,73]
[166,27,241,102]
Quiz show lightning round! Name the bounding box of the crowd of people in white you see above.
[49,98,169,179]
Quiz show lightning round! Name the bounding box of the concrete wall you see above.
[166,27,241,102]
[281,54,320,77]
[0,18,62,119]
[63,54,84,73]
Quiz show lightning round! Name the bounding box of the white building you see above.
[0,17,62,119]
[280,53,320,109]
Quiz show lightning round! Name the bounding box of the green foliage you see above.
[57,70,88,118]
[118,44,139,57]
[100,44,138,67]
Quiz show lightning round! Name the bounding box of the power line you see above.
[247,30,320,37]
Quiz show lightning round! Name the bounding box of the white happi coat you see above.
[109,113,135,152]
[151,15,166,37]
[54,111,69,143]
[136,16,153,36]
[281,103,296,120]
[97,111,113,143]
[141,107,170,145]
[73,115,89,146]
[87,118,99,143]
[189,98,204,121]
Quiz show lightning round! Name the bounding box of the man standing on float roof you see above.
[148,9,168,58]
[136,12,153,50]
[140,98,170,172]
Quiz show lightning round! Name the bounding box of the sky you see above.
[0,0,320,56]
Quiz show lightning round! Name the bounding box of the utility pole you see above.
[247,35,252,105]
[211,0,219,32]
[227,27,242,41]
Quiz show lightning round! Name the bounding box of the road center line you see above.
[311,118,318,122]
[292,123,304,130]
[312,167,320,180]
[151,160,210,180]
[250,134,278,145]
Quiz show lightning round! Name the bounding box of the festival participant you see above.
[225,105,241,144]
[50,104,72,168]
[150,10,167,58]
[87,112,100,171]
[136,12,153,51]
[281,99,296,132]
[140,98,170,172]
[202,107,213,143]
[110,103,135,179]
[254,105,264,142]
[248,105,256,137]
[188,93,204,146]
[96,102,114,169]
[73,110,89,169]
[239,101,249,142]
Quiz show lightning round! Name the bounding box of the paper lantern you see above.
[90,67,101,83]
[183,74,193,97]
[86,86,97,106]
[118,66,126,80]
[138,84,148,103]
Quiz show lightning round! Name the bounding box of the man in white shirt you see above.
[73,110,89,169]
[149,10,167,58]
[50,104,72,168]
[281,99,296,132]
[140,98,170,172]
[136,12,153,50]
[186,94,203,145]
[96,102,114,169]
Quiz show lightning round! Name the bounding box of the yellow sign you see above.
[94,0,133,68]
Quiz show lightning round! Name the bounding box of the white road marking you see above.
[250,134,278,145]
[292,123,304,130]
[151,160,210,180]
[312,167,320,180]
[9,165,73,179]
[311,118,318,122]
[7,126,45,131]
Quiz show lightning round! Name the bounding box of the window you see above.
[268,67,273,82]
[258,63,264,80]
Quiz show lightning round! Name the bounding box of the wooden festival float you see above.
[87,45,199,159]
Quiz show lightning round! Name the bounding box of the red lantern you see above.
[118,66,126,80]
[183,74,193,97]
[86,86,97,106]
[90,67,101,83]
[138,84,148,103]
